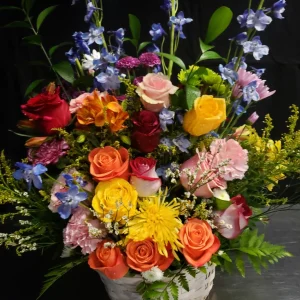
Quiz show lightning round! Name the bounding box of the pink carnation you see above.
[69,92,91,114]
[63,206,107,255]
[139,52,161,67]
[210,139,248,181]
[28,138,69,166]
[233,68,276,100]
[116,56,140,69]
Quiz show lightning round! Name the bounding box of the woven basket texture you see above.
[98,264,215,300]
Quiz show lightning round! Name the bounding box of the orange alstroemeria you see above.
[76,91,129,132]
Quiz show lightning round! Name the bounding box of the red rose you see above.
[131,111,161,153]
[231,195,252,218]
[21,85,71,135]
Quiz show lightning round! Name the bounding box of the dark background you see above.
[0,0,300,299]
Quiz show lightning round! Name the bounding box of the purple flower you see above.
[72,32,90,54]
[150,23,166,41]
[83,24,104,45]
[250,67,266,77]
[243,81,260,103]
[157,162,179,181]
[243,36,269,60]
[176,109,184,124]
[160,137,173,147]
[246,10,272,31]
[133,76,144,86]
[169,11,193,39]
[109,28,125,47]
[101,47,119,63]
[237,9,254,28]
[65,47,80,65]
[272,0,286,19]
[172,135,191,153]
[231,57,247,69]
[232,100,245,116]
[84,1,97,23]
[232,32,248,45]
[13,163,47,190]
[219,64,238,86]
[116,56,140,70]
[147,43,160,53]
[160,0,172,12]
[56,185,88,219]
[139,52,161,67]
[28,139,69,166]
[95,66,120,90]
[159,108,175,131]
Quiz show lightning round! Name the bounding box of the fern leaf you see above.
[169,282,179,300]
[178,273,189,292]
[248,255,261,275]
[184,265,197,278]
[235,252,245,277]
[162,290,169,300]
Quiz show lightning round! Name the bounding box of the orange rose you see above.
[76,91,129,132]
[179,218,220,267]
[126,239,174,272]
[89,146,129,181]
[88,240,129,280]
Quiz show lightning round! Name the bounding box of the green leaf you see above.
[178,274,189,292]
[37,257,87,300]
[184,265,197,278]
[198,266,207,274]
[24,79,45,97]
[205,6,233,44]
[157,52,186,70]
[169,282,179,300]
[199,38,214,53]
[148,281,167,290]
[129,14,141,42]
[4,21,31,29]
[210,255,221,266]
[49,42,72,57]
[198,51,224,63]
[27,60,49,68]
[171,89,185,109]
[22,35,41,46]
[36,5,58,31]
[53,61,75,84]
[248,255,262,275]
[236,253,245,277]
[220,252,232,262]
[143,290,162,299]
[76,135,86,144]
[73,75,94,89]
[138,41,151,53]
[162,290,169,300]
[23,0,36,13]
[136,281,147,294]
[186,85,200,110]
[0,6,23,12]
[223,259,234,274]
[214,198,232,210]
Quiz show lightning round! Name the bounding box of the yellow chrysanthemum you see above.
[127,193,183,259]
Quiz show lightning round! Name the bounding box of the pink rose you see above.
[210,139,248,181]
[180,152,227,198]
[130,157,161,197]
[136,73,178,112]
[214,195,251,239]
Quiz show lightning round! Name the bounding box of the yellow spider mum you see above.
[127,192,183,259]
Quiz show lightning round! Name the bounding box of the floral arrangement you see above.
[0,0,299,299]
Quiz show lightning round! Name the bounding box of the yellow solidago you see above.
[127,191,183,259]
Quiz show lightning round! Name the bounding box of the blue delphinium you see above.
[172,135,191,153]
[73,32,91,54]
[157,162,179,181]
[250,67,266,77]
[65,47,80,64]
[231,57,247,69]
[232,100,245,116]
[159,108,175,131]
[243,36,269,60]
[237,9,253,27]
[237,9,272,31]
[109,28,125,48]
[243,81,260,103]
[101,47,119,64]
[160,137,173,147]
[95,66,120,90]
[232,32,248,45]
[219,64,238,86]
[13,163,47,191]
[147,43,160,53]
[160,0,172,13]
[55,185,88,219]
[83,24,104,45]
[169,11,193,39]
[82,49,103,71]
[272,0,287,19]
[150,23,166,41]
[84,1,97,23]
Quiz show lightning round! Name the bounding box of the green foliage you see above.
[197,51,224,63]
[24,79,45,97]
[36,5,58,31]
[4,21,31,29]
[186,85,200,110]
[53,61,75,84]
[157,53,186,70]
[49,42,73,57]
[37,256,88,299]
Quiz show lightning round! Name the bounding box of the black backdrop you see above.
[0,0,300,299]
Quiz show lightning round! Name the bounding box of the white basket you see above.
[98,264,215,300]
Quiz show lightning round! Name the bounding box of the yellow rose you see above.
[92,178,138,224]
[183,95,226,136]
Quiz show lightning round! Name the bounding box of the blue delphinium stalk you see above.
[160,0,172,13]
[95,66,120,90]
[243,81,260,103]
[243,36,269,60]
[172,135,191,153]
[82,49,102,71]
[272,0,287,19]
[231,57,247,69]
[237,9,272,31]
[83,24,104,45]
[147,44,160,53]
[72,32,91,54]
[55,185,88,219]
[84,1,98,23]
[150,23,166,41]
[219,63,238,86]
[169,11,193,39]
[13,163,47,191]
[232,32,248,45]
[65,47,80,65]
[232,100,245,116]
[159,108,175,131]
[250,67,266,77]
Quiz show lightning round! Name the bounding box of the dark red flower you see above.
[131,111,161,153]
[231,194,252,218]
[21,84,71,135]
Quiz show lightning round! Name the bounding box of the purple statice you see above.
[231,32,248,45]
[250,67,266,77]
[28,139,69,166]
[56,185,88,219]
[147,43,160,53]
[133,76,144,86]
[160,137,173,147]
[83,24,104,45]
[139,52,161,67]
[231,57,247,69]
[13,163,47,191]
[237,9,272,31]
[159,108,175,131]
[219,64,238,86]
[272,0,286,19]
[65,47,80,65]
[160,0,172,12]
[169,11,193,39]
[84,1,97,23]
[172,135,191,153]
[243,81,260,103]
[116,56,140,70]
[243,36,269,60]
[95,66,120,90]
[72,32,90,54]
[150,23,166,41]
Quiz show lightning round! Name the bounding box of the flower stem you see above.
[257,0,265,10]
[167,0,176,78]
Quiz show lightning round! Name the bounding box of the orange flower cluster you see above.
[76,91,129,132]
